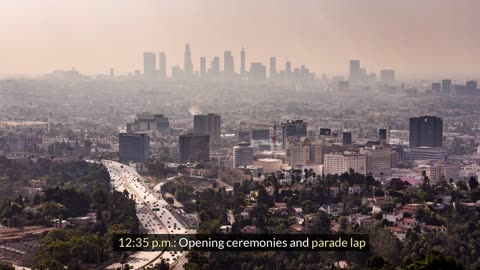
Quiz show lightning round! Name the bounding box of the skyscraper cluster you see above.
[349,59,395,84]
[142,44,315,81]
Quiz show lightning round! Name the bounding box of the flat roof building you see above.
[178,133,210,164]
[119,133,150,164]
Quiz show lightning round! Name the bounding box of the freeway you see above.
[102,160,191,269]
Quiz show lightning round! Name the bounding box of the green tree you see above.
[0,262,15,270]
[468,176,479,190]
[405,250,464,270]
[367,256,394,270]
[313,211,330,233]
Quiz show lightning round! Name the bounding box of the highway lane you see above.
[102,160,191,269]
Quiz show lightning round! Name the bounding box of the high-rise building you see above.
[224,51,235,78]
[378,128,390,144]
[432,83,441,94]
[324,152,366,175]
[200,57,206,78]
[119,133,150,164]
[360,146,391,177]
[289,143,310,166]
[158,52,166,79]
[409,116,443,148]
[281,120,307,149]
[240,48,246,76]
[233,142,254,167]
[209,57,220,77]
[380,70,395,82]
[193,113,221,147]
[269,56,276,79]
[286,61,292,77]
[349,60,361,82]
[310,143,346,164]
[466,80,477,90]
[178,134,210,164]
[143,52,156,78]
[441,79,452,96]
[342,132,352,145]
[184,44,193,79]
[249,63,266,80]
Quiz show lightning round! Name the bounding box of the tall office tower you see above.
[193,114,209,134]
[289,143,311,166]
[158,52,166,79]
[360,146,392,177]
[249,63,266,80]
[378,128,390,144]
[109,68,114,78]
[209,57,220,77]
[269,56,276,79]
[178,134,210,164]
[285,61,292,77]
[466,80,477,90]
[200,57,206,78]
[380,70,395,82]
[441,79,452,96]
[281,120,307,149]
[193,113,221,147]
[240,48,246,76]
[324,152,366,175]
[143,52,156,78]
[300,65,307,79]
[224,51,235,77]
[349,60,361,82]
[233,142,254,167]
[119,133,150,164]
[184,44,193,79]
[342,132,352,145]
[432,83,441,94]
[409,116,443,148]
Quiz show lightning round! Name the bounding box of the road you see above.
[102,160,192,270]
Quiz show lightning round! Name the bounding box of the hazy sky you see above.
[1,0,479,77]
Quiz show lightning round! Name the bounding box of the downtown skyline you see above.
[1,0,480,78]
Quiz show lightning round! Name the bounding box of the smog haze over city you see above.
[1,0,480,78]
[1,1,480,270]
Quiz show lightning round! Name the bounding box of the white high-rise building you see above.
[289,144,310,166]
[360,146,392,177]
[324,152,366,175]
